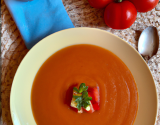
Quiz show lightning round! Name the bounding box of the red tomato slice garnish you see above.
[88,87,100,103]
[92,102,100,110]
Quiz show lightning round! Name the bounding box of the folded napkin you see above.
[4,0,74,49]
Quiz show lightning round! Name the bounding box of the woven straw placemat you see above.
[1,0,160,124]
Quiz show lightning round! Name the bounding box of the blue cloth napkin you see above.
[4,0,74,49]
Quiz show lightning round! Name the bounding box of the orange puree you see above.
[31,44,138,125]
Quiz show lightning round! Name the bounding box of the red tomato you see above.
[88,0,113,9]
[92,102,100,110]
[128,0,159,12]
[104,1,137,29]
[88,87,100,103]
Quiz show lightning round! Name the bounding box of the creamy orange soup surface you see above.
[31,44,138,125]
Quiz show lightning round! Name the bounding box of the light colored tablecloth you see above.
[1,0,160,124]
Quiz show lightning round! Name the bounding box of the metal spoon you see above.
[138,26,159,59]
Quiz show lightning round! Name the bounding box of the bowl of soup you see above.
[10,27,158,125]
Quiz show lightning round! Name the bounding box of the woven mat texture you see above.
[1,0,160,124]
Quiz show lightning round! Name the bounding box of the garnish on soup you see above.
[70,83,100,113]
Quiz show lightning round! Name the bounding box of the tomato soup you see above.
[31,44,138,125]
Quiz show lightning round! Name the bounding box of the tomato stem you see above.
[116,0,122,2]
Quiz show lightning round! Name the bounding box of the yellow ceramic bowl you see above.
[10,28,158,125]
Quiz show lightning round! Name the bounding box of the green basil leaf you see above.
[84,97,92,102]
[82,91,88,98]
[75,97,82,103]
[73,87,79,93]
[77,103,82,111]
[79,83,88,93]
[83,101,91,108]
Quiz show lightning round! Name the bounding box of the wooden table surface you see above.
[1,0,160,124]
